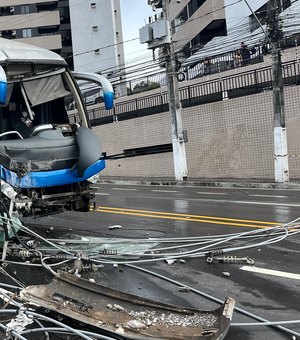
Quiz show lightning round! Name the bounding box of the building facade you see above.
[169,0,226,57]
[0,0,125,77]
[149,0,227,58]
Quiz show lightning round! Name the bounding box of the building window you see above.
[36,2,57,12]
[20,5,30,14]
[22,28,32,38]
[187,0,205,18]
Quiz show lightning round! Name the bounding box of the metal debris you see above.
[5,308,34,335]
[108,225,122,230]
[19,271,235,339]
[178,286,191,292]
[207,256,254,265]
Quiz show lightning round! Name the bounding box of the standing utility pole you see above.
[161,0,188,181]
[267,0,289,182]
[139,0,188,181]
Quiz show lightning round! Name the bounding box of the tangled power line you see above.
[0,212,300,338]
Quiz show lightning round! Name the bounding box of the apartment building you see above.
[149,0,226,57]
[0,0,125,77]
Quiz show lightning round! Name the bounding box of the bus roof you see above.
[0,38,67,66]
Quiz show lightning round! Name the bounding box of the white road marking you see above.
[197,192,226,195]
[240,266,300,280]
[151,190,178,193]
[197,199,300,207]
[95,193,110,196]
[112,188,138,191]
[233,201,300,207]
[249,194,288,198]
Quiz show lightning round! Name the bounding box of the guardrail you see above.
[85,59,300,126]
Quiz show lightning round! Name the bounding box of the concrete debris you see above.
[115,326,125,334]
[165,259,177,265]
[125,319,147,329]
[108,225,122,230]
[127,310,217,328]
[106,303,125,312]
[113,304,125,312]
[222,272,230,277]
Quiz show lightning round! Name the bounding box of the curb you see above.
[97,178,300,190]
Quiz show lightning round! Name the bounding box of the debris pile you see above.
[127,310,217,328]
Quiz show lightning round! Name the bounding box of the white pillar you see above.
[274,126,289,182]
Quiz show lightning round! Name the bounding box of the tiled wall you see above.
[93,61,300,180]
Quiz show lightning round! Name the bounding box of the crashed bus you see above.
[0,38,113,215]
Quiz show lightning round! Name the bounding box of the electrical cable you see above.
[0,320,28,340]
[22,219,296,265]
[0,267,26,289]
[0,288,21,308]
[2,0,297,89]
[0,217,299,338]
[18,221,74,256]
[2,215,298,267]
[24,311,102,340]
[0,283,22,290]
[21,327,116,339]
[33,318,49,340]
[231,320,300,326]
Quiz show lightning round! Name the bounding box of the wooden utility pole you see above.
[267,0,289,182]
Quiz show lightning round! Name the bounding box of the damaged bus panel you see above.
[0,38,113,215]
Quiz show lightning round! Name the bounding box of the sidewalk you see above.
[98,177,300,190]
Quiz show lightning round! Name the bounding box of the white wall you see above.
[69,0,123,74]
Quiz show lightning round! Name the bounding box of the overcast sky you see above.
[120,0,155,65]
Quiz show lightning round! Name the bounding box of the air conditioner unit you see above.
[10,7,15,13]
[91,2,96,8]
[92,26,98,31]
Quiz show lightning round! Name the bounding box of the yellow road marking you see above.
[94,206,279,229]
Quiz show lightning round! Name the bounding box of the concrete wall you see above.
[1,0,56,5]
[15,34,62,49]
[0,11,60,30]
[93,87,300,181]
